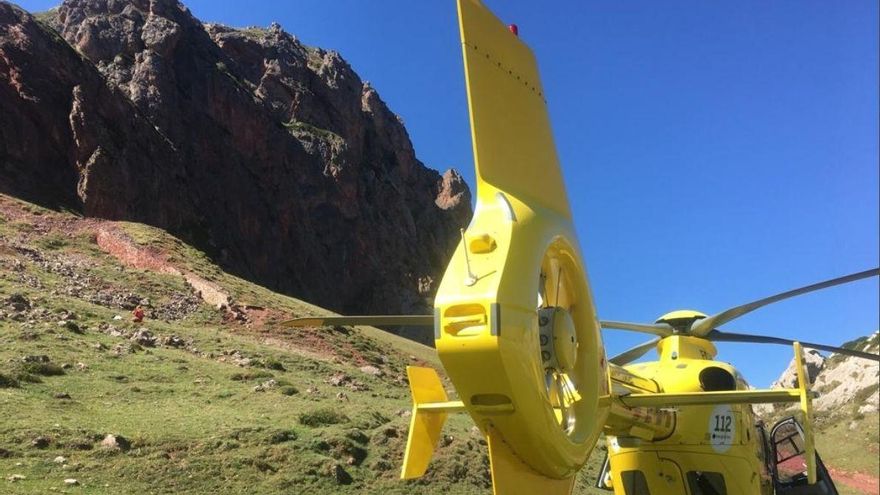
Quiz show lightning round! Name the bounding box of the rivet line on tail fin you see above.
[462,42,546,101]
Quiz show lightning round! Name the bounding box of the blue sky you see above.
[19,0,879,386]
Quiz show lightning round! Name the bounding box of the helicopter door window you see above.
[686,471,727,495]
[773,421,807,483]
[770,417,840,494]
[620,470,651,495]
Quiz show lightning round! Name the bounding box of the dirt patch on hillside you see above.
[93,225,393,369]
[94,227,233,310]
[828,467,880,495]
[94,228,180,275]
[0,195,397,368]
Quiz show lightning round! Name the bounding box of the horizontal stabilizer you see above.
[281,315,433,328]
[401,366,459,479]
[617,389,802,408]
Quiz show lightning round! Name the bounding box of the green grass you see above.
[0,194,873,494]
[299,408,349,427]
[0,195,484,494]
[815,412,880,475]
[283,120,344,145]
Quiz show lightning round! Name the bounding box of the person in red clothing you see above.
[132,305,145,323]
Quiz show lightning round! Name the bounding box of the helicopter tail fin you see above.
[400,366,465,479]
[486,425,577,495]
[457,0,571,218]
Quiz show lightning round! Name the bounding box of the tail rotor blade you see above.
[609,338,661,366]
[707,330,880,362]
[281,315,434,328]
[691,268,879,337]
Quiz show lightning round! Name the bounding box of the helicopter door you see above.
[770,417,838,495]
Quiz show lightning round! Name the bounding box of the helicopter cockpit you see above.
[769,417,838,495]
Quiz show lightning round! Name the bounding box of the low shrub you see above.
[265,359,286,371]
[268,429,297,444]
[230,371,273,382]
[299,408,348,427]
[279,386,299,396]
[20,362,65,376]
[0,372,19,388]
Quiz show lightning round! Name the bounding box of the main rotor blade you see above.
[600,320,674,337]
[609,338,662,366]
[706,330,880,362]
[281,315,433,328]
[691,268,880,337]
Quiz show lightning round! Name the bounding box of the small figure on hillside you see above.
[132,305,145,323]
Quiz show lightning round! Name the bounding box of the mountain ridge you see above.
[0,0,471,342]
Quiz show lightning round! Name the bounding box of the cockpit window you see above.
[686,471,727,495]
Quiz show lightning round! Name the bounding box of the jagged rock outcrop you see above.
[0,0,471,340]
[770,349,826,389]
[758,332,880,417]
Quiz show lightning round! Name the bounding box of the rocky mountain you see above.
[758,332,880,417]
[0,0,471,341]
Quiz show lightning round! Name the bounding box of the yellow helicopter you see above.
[285,1,880,494]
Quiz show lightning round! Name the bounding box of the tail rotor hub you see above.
[539,307,578,372]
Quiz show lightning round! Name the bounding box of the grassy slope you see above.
[2,196,870,494]
[813,412,880,495]
[0,196,484,494]
[0,196,608,494]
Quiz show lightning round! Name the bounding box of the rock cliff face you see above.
[758,332,880,417]
[0,0,471,337]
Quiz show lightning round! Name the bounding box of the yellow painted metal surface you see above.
[609,363,661,394]
[430,0,609,483]
[655,309,708,323]
[417,400,466,412]
[400,366,451,479]
[794,341,817,484]
[457,0,571,218]
[619,389,800,407]
[394,2,835,493]
[657,334,717,360]
[485,426,576,495]
[602,339,821,495]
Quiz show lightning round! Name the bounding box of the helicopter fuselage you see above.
[601,336,836,495]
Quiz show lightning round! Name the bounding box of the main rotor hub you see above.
[539,307,578,371]
[656,309,708,333]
